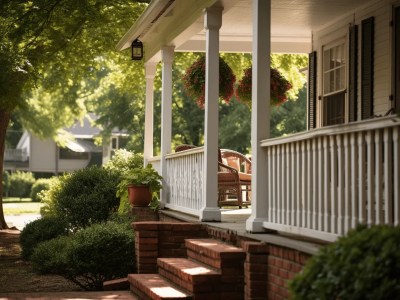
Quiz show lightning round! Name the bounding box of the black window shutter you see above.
[394,7,400,113]
[361,17,374,119]
[349,24,358,122]
[308,51,317,129]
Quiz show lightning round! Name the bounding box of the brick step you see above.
[185,239,246,299]
[185,239,246,270]
[128,274,192,300]
[157,258,220,294]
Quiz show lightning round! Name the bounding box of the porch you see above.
[117,0,400,245]
[150,116,400,243]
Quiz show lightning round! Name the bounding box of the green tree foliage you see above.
[290,225,400,300]
[31,221,135,291]
[271,84,307,138]
[0,0,148,229]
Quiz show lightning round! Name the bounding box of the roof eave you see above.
[116,0,174,51]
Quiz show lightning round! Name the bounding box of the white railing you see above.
[260,116,400,242]
[165,147,204,216]
[147,156,161,174]
[5,149,28,162]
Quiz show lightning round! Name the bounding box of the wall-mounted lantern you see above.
[131,39,143,60]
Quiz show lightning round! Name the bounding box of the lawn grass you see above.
[3,202,43,215]
[3,197,32,203]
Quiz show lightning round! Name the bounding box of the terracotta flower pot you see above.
[127,185,152,207]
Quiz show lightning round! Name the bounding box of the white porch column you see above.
[200,6,223,222]
[144,62,157,166]
[160,46,175,207]
[246,0,271,232]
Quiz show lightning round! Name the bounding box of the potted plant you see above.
[236,66,292,107]
[183,55,236,109]
[117,164,162,207]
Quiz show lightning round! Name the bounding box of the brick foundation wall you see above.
[133,220,313,299]
[242,241,312,300]
[131,207,159,222]
[133,221,208,274]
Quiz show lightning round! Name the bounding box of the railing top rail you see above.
[261,116,400,147]
[166,146,205,159]
[148,155,161,162]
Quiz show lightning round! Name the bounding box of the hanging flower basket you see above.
[183,55,236,109]
[236,67,292,107]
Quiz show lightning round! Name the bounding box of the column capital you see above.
[145,62,158,79]
[204,6,223,30]
[161,46,175,64]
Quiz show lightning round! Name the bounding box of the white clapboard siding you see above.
[261,116,400,242]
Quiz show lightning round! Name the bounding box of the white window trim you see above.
[318,34,350,127]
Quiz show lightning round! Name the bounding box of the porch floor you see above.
[160,208,324,256]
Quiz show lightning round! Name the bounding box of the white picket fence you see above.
[261,116,400,241]
[164,147,204,216]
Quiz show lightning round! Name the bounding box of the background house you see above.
[4,114,129,175]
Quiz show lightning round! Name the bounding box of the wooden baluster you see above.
[383,128,393,224]
[366,131,375,225]
[330,135,338,234]
[375,129,383,224]
[323,136,331,232]
[393,127,400,225]
[344,134,352,233]
[350,132,358,228]
[336,135,344,235]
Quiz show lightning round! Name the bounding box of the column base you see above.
[199,207,221,222]
[246,216,268,233]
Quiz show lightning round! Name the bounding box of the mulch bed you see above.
[0,229,82,293]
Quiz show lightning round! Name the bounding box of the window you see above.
[323,42,346,95]
[322,39,347,126]
[59,148,89,160]
[111,137,118,150]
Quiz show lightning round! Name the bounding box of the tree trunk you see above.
[0,110,11,230]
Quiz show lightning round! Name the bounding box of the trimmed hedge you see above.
[8,171,35,198]
[39,166,120,231]
[31,221,135,290]
[30,178,52,202]
[289,225,400,300]
[20,216,69,260]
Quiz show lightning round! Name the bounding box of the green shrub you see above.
[104,149,144,214]
[104,149,143,176]
[2,170,10,197]
[53,166,120,231]
[39,176,62,217]
[20,216,69,260]
[30,178,52,202]
[8,171,35,198]
[289,225,400,300]
[31,221,135,291]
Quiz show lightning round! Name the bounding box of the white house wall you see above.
[58,159,89,172]
[29,136,90,173]
[29,137,57,173]
[313,0,395,126]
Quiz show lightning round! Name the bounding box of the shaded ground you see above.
[0,229,82,293]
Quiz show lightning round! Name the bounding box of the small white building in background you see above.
[4,114,129,174]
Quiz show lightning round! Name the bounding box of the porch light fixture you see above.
[131,39,143,60]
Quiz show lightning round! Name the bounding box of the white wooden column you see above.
[160,46,174,206]
[200,6,223,222]
[144,61,157,166]
[246,0,271,232]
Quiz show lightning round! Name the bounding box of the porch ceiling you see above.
[117,0,370,61]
